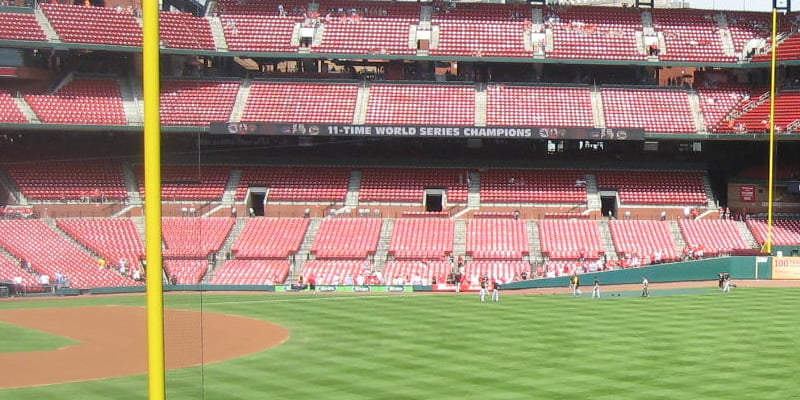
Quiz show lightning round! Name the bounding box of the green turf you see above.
[0,322,80,353]
[0,288,798,399]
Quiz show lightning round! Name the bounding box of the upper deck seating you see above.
[137,165,230,201]
[0,12,47,41]
[160,80,239,126]
[652,9,733,62]
[220,15,302,52]
[601,88,695,134]
[313,17,416,55]
[24,79,127,125]
[159,11,216,50]
[480,169,587,204]
[0,92,26,123]
[717,90,800,134]
[545,6,644,61]
[242,82,358,124]
[486,85,593,127]
[365,84,475,126]
[695,86,749,133]
[236,166,350,202]
[41,4,141,47]
[595,170,707,205]
[1,159,127,201]
[358,168,469,203]
[430,4,529,57]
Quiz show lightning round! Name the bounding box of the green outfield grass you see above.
[0,322,80,353]
[0,287,798,399]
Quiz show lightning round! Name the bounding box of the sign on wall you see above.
[772,257,800,280]
[210,123,645,141]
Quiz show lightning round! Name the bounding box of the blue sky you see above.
[688,0,793,11]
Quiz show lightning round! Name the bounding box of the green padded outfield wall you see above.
[501,256,771,290]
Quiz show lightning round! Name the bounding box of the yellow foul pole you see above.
[142,0,165,398]
[764,8,779,255]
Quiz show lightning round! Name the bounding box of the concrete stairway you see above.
[453,219,467,258]
[292,218,321,278]
[229,79,252,123]
[208,16,229,51]
[687,90,707,134]
[590,86,606,128]
[474,83,487,127]
[345,170,362,208]
[119,77,143,125]
[374,219,395,269]
[667,220,688,251]
[598,220,619,261]
[34,9,60,42]
[526,220,542,263]
[467,171,481,209]
[11,97,40,123]
[353,82,370,124]
[735,220,760,249]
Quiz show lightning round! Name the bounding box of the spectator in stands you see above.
[97,257,107,270]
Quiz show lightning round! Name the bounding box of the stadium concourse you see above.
[0,0,798,293]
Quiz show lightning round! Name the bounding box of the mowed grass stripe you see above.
[0,322,80,352]
[0,288,798,400]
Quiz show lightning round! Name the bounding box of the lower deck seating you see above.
[164,259,209,285]
[466,219,529,260]
[383,260,451,285]
[609,220,679,262]
[464,260,530,283]
[678,219,753,256]
[388,219,454,260]
[746,219,800,246]
[0,220,138,288]
[311,218,383,259]
[300,260,369,285]
[231,218,309,258]
[538,220,604,260]
[162,217,234,258]
[211,259,290,285]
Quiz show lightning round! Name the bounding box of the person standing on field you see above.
[722,273,732,293]
[641,276,649,297]
[479,275,488,303]
[592,276,600,298]
[491,278,500,302]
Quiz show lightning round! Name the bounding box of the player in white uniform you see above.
[722,274,732,293]
[592,277,600,298]
[479,276,488,302]
[491,279,500,302]
[641,276,650,297]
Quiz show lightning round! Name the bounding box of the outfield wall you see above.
[501,256,771,290]
[30,256,794,297]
